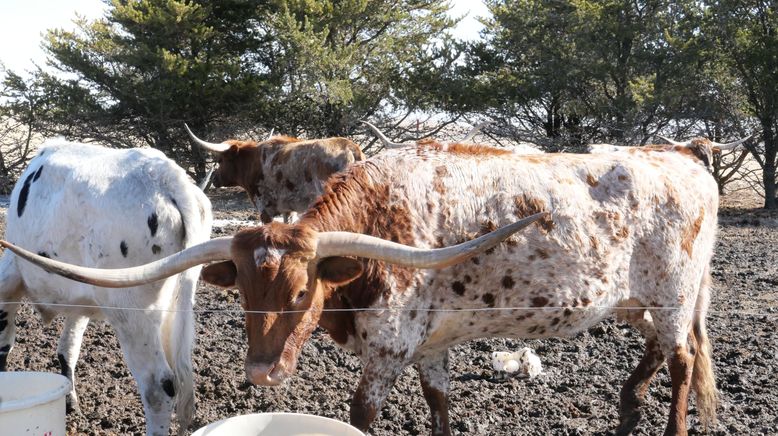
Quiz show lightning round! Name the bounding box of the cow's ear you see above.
[317,257,363,286]
[201,261,237,287]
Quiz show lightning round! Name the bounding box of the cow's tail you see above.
[166,188,213,430]
[691,265,717,431]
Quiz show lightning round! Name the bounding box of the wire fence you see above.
[0,300,776,317]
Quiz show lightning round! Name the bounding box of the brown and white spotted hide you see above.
[590,138,724,172]
[211,136,364,222]
[202,141,720,435]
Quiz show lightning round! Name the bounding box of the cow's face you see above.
[210,145,241,188]
[201,223,363,386]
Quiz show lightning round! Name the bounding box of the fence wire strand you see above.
[0,300,775,317]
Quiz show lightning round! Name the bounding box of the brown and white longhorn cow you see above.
[185,124,364,223]
[4,140,726,435]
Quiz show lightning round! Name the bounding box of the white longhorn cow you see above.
[0,139,212,436]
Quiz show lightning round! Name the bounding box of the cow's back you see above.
[362,146,718,247]
[6,140,212,310]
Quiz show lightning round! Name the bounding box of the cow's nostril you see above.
[245,362,283,386]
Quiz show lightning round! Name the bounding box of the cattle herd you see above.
[0,124,752,436]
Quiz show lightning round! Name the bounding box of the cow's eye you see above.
[293,289,308,305]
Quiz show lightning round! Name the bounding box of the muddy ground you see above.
[2,187,777,435]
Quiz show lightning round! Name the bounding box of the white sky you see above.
[0,0,489,76]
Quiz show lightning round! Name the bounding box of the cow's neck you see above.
[299,163,388,236]
[299,163,407,343]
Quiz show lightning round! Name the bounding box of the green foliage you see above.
[33,0,272,177]
[0,0,456,180]
[2,0,776,207]
[456,0,713,147]
[704,0,778,208]
[261,0,456,136]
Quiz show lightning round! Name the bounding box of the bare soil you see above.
[2,187,777,435]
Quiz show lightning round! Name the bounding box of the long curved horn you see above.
[360,120,410,149]
[199,164,216,191]
[711,135,752,151]
[462,121,493,142]
[0,238,233,288]
[315,212,548,269]
[184,123,231,153]
[657,135,687,146]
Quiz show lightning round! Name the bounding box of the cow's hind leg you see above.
[616,309,664,436]
[106,309,176,436]
[57,315,89,414]
[663,343,694,436]
[0,254,24,371]
[416,350,452,436]
[350,354,407,432]
[649,308,697,436]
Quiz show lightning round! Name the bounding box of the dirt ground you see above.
[2,186,777,435]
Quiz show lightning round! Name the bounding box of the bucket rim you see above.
[0,371,71,413]
[193,411,364,435]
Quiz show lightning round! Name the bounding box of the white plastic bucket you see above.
[192,412,365,436]
[0,371,71,436]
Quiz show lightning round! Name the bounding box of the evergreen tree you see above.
[456,0,710,148]
[705,0,778,208]
[0,0,455,180]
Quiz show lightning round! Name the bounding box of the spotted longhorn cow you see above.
[4,140,722,435]
[185,124,364,223]
[0,139,212,436]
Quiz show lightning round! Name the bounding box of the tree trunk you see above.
[762,123,777,209]
[764,162,776,209]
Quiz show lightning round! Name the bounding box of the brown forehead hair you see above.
[232,222,318,254]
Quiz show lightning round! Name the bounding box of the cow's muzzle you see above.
[245,360,288,386]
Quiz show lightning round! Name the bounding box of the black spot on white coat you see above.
[16,171,37,217]
[148,213,159,237]
[120,241,128,257]
[162,378,175,397]
[0,344,10,371]
[170,197,187,241]
[57,353,72,378]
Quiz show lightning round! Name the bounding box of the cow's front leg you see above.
[350,353,407,432]
[106,309,176,436]
[57,315,89,414]
[416,350,451,436]
[0,255,24,371]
